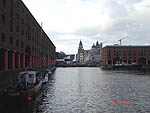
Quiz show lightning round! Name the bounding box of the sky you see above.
[22,0,150,54]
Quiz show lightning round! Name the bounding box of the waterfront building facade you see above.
[102,45,150,65]
[0,0,56,93]
[0,0,56,71]
[76,40,102,63]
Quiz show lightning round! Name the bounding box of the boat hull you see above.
[2,80,42,104]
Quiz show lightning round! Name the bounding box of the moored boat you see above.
[3,71,42,103]
[42,73,49,84]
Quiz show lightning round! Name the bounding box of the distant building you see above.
[76,40,84,63]
[56,51,66,59]
[102,45,150,65]
[76,40,102,63]
[65,54,75,61]
[56,52,75,64]
[64,54,75,64]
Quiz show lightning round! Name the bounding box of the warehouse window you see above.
[32,47,34,51]
[10,37,13,44]
[2,15,5,25]
[17,13,19,20]
[32,37,34,42]
[21,30,24,36]
[3,0,6,8]
[22,8,24,13]
[21,42,24,48]
[26,32,28,37]
[1,33,5,41]
[17,1,20,7]
[22,19,24,24]
[16,26,19,32]
[16,40,19,47]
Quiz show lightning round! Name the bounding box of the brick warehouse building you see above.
[102,45,150,65]
[0,0,56,92]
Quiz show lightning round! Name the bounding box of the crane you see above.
[118,36,127,46]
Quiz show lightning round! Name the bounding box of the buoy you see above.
[27,96,32,102]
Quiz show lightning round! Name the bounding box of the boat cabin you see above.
[18,71,39,86]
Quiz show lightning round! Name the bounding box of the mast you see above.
[40,22,43,68]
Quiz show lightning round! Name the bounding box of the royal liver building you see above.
[76,40,102,64]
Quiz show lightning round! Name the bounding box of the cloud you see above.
[22,0,150,54]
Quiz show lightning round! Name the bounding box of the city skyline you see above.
[22,0,150,54]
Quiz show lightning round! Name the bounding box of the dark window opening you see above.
[22,8,24,13]
[21,42,24,48]
[32,47,34,51]
[10,37,13,44]
[29,74,32,78]
[17,13,19,19]
[26,32,28,37]
[17,26,19,32]
[17,1,20,7]
[3,0,6,8]
[21,30,24,35]
[2,15,5,24]
[28,34,31,41]
[1,33,5,41]
[16,40,19,47]
[22,19,24,24]
[32,37,34,42]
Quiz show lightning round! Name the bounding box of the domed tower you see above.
[92,43,96,48]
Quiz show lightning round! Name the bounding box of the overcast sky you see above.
[22,0,150,54]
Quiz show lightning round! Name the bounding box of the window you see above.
[22,8,24,13]
[21,30,24,35]
[17,13,19,19]
[27,37,29,41]
[2,0,6,8]
[22,19,24,24]
[29,74,32,78]
[32,47,34,51]
[16,26,19,32]
[10,37,13,44]
[32,37,34,42]
[26,32,28,37]
[129,51,132,56]
[16,40,19,47]
[2,15,5,25]
[35,48,36,53]
[28,34,31,41]
[1,33,5,41]
[21,42,24,48]
[17,1,20,7]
